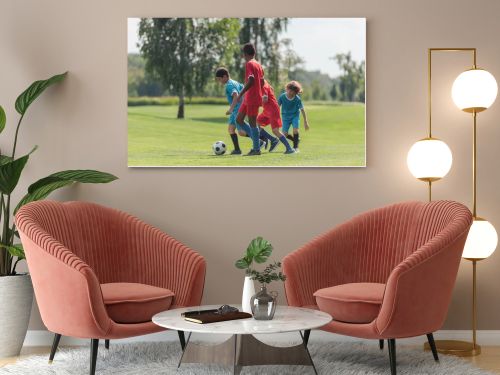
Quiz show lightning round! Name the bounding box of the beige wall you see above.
[2,0,500,331]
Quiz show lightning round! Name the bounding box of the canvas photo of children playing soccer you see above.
[128,18,366,167]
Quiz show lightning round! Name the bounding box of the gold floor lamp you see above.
[407,48,498,356]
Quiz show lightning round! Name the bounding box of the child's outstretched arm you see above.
[226,92,239,115]
[301,108,310,131]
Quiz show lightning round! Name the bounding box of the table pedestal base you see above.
[178,332,317,374]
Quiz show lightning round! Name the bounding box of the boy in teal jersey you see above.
[215,67,253,155]
[215,67,276,154]
[278,81,310,151]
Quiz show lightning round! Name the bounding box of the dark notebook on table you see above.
[182,308,252,324]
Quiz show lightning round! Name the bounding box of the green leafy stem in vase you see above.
[0,72,118,276]
[248,261,286,285]
[235,237,286,284]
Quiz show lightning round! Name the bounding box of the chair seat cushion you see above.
[101,283,174,324]
[313,283,385,324]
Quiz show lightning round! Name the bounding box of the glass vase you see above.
[250,285,278,320]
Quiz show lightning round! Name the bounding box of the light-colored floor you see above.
[465,346,500,374]
[1,345,500,373]
[0,346,52,367]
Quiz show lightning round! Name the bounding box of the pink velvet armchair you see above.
[16,200,206,375]
[283,200,472,375]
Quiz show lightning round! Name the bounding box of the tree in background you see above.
[280,38,304,88]
[330,82,338,100]
[138,18,239,118]
[331,52,365,102]
[288,68,334,101]
[234,18,288,87]
[128,54,164,97]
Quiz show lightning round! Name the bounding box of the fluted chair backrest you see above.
[16,200,207,337]
[15,200,207,297]
[18,201,140,283]
[283,200,473,309]
[340,200,466,284]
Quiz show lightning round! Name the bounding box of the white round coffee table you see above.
[153,305,331,375]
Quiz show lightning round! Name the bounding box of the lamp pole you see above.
[424,48,476,202]
[423,48,484,357]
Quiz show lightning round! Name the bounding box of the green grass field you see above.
[128,103,365,167]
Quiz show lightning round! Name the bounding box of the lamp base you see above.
[424,340,481,357]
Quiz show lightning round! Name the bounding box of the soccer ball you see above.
[212,141,226,155]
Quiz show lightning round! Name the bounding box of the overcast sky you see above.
[127,18,365,78]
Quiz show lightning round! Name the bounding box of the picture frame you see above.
[128,17,366,167]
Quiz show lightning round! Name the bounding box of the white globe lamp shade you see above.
[452,69,498,113]
[407,138,453,181]
[462,218,498,259]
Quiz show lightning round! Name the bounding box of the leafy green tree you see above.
[234,18,288,87]
[138,18,239,118]
[280,38,304,88]
[128,54,164,97]
[356,61,366,102]
[330,81,338,100]
[311,80,323,100]
[331,52,365,102]
[289,68,334,102]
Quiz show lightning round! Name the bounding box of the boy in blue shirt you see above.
[278,81,310,151]
[215,67,253,155]
[215,68,272,154]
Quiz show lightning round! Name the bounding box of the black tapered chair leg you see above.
[48,333,62,363]
[105,339,110,350]
[177,330,186,350]
[426,333,439,362]
[90,339,99,375]
[388,339,396,375]
[303,329,311,347]
[379,339,384,350]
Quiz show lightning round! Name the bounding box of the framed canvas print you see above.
[128,18,366,167]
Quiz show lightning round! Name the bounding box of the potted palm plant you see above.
[0,72,117,358]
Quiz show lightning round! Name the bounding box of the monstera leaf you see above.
[235,237,274,270]
[246,236,273,263]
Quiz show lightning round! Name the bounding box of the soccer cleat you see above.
[294,148,300,153]
[260,139,268,150]
[284,149,295,154]
[245,149,261,156]
[269,139,279,152]
[230,149,242,155]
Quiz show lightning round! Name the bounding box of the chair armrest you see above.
[375,227,470,338]
[18,230,111,339]
[126,219,206,307]
[283,220,358,307]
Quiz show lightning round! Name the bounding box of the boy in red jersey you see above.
[235,43,270,156]
[258,80,295,154]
